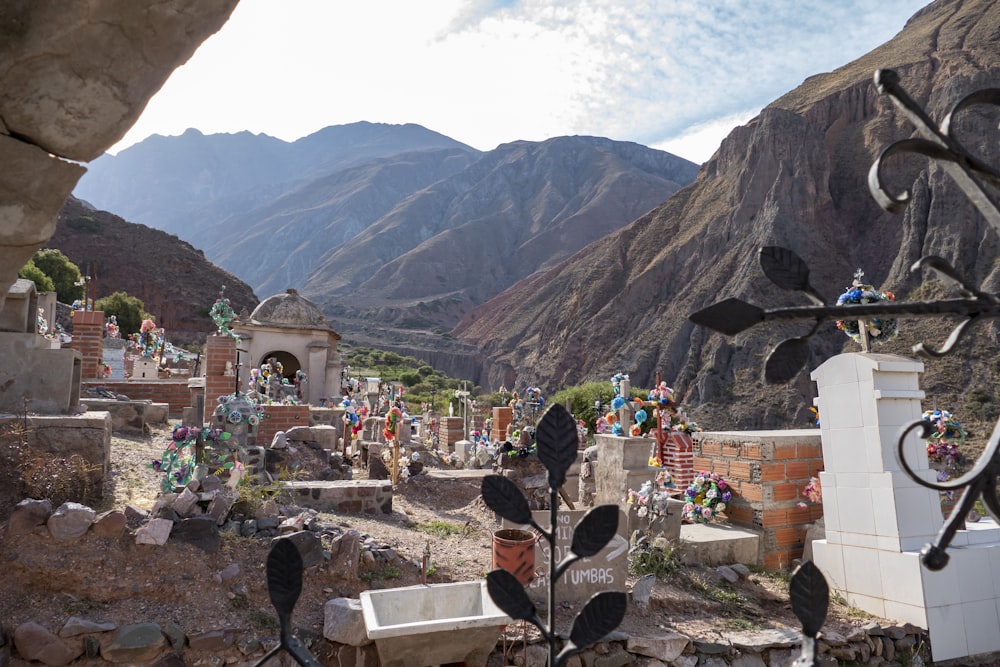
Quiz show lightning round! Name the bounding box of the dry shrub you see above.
[0,412,101,515]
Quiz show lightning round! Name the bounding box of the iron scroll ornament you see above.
[691,68,1000,570]
[481,403,627,667]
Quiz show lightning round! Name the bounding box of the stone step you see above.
[679,522,761,567]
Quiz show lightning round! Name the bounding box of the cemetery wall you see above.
[83,379,190,419]
[693,430,823,570]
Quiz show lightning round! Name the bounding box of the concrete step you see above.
[679,522,761,567]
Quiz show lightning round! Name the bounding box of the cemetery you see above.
[3,253,999,666]
[3,5,1000,665]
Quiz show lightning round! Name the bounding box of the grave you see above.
[811,353,1000,662]
[0,279,82,414]
[503,508,628,604]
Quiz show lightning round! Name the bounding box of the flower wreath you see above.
[922,409,966,466]
[213,392,266,426]
[682,472,731,524]
[835,278,898,345]
[150,425,234,493]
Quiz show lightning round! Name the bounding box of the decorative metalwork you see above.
[789,561,829,667]
[252,539,323,667]
[689,67,1000,570]
[481,403,628,667]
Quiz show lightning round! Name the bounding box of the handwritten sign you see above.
[503,508,628,604]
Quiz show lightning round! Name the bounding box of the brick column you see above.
[69,310,105,379]
[204,335,237,423]
[662,431,695,491]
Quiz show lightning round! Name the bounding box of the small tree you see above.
[17,259,55,292]
[31,249,85,304]
[95,291,148,337]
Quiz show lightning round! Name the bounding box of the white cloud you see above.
[111,0,931,157]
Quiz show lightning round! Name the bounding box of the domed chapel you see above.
[232,289,342,405]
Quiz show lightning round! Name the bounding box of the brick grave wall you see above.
[257,404,312,447]
[68,310,105,380]
[692,430,824,570]
[82,379,190,419]
[203,335,237,424]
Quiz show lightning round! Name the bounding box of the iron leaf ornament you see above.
[690,244,1000,383]
[482,473,536,527]
[252,539,323,667]
[789,561,829,667]
[535,403,580,489]
[569,504,621,559]
[482,403,625,667]
[557,591,629,665]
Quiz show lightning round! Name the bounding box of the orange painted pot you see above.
[491,528,536,586]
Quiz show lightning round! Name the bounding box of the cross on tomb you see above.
[853,268,872,353]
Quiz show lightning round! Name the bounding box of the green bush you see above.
[31,248,85,304]
[94,291,149,337]
[17,259,55,292]
[628,536,683,579]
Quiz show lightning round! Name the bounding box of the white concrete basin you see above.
[360,580,511,667]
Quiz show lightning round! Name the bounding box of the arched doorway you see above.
[257,350,301,380]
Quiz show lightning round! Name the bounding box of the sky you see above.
[114,0,932,164]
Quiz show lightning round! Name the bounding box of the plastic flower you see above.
[682,471,729,524]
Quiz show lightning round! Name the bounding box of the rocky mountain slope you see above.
[49,197,259,344]
[73,124,699,338]
[73,122,475,243]
[456,0,1000,428]
[303,135,698,329]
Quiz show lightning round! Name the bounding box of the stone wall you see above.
[282,480,392,514]
[693,430,823,570]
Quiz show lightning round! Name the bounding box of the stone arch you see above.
[258,350,301,379]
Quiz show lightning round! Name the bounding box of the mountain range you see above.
[68,0,1000,431]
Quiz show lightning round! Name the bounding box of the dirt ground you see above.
[0,423,892,662]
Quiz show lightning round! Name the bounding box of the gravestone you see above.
[103,338,126,379]
[505,508,628,604]
[132,357,158,380]
[0,279,81,413]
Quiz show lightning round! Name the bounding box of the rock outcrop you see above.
[0,1,238,309]
[50,197,259,344]
[456,0,1000,429]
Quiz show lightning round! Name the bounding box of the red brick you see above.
[693,456,714,472]
[787,505,812,525]
[785,461,810,481]
[764,548,803,571]
[727,505,753,525]
[728,460,751,481]
[762,509,788,527]
[808,461,825,477]
[743,443,762,459]
[774,527,802,547]
[740,483,763,502]
[797,443,821,459]
[773,444,797,459]
[700,441,722,456]
[722,443,740,458]
[761,463,786,482]
[772,483,799,501]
